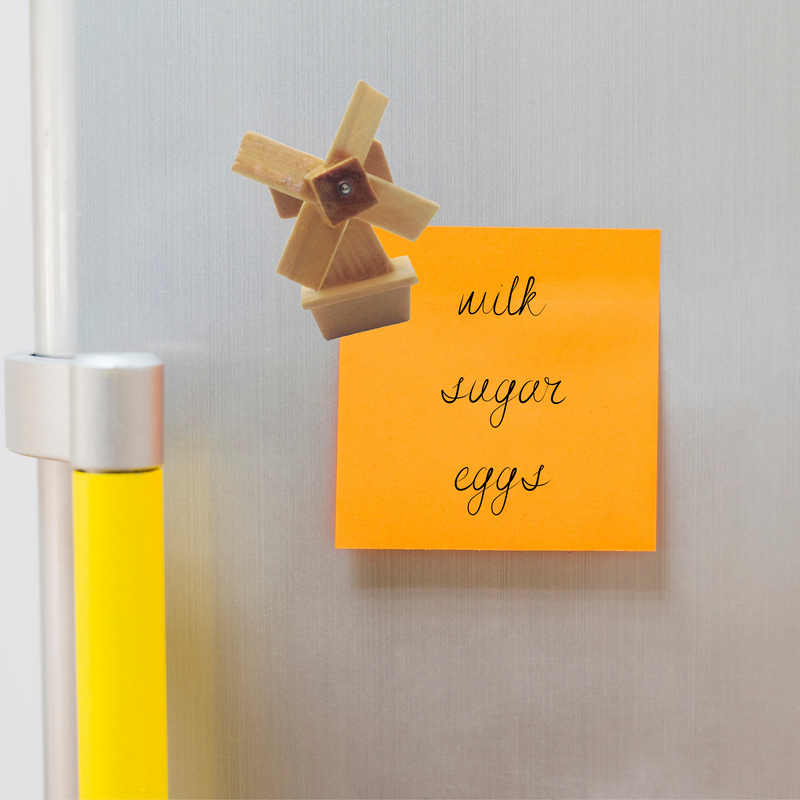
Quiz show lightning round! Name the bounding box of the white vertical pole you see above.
[30,0,79,794]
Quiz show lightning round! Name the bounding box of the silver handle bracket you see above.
[5,352,164,472]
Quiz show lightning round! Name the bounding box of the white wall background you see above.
[0,0,45,796]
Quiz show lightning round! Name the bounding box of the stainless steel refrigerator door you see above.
[34,1,800,797]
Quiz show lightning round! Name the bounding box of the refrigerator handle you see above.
[5,352,168,798]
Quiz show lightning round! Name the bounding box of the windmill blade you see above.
[325,82,389,165]
[357,175,440,241]
[363,140,393,183]
[269,189,303,219]
[232,132,322,202]
[276,202,348,290]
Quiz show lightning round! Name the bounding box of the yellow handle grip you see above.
[73,468,168,799]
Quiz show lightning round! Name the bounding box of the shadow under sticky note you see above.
[336,227,660,550]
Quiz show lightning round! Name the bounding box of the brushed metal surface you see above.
[60,0,800,796]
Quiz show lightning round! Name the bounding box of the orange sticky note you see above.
[336,227,660,550]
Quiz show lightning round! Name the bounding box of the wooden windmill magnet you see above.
[232,81,440,340]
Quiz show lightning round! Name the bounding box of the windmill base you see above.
[300,256,418,341]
